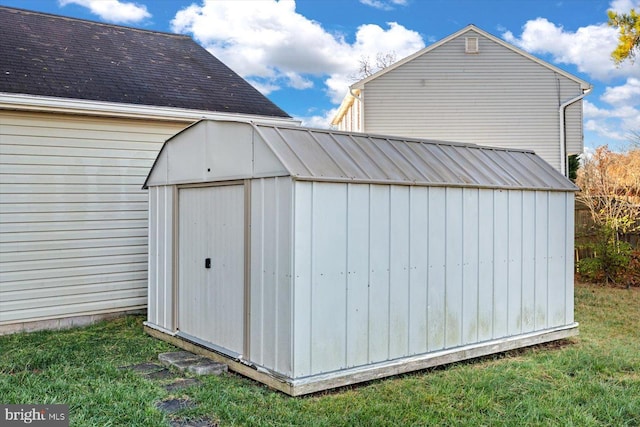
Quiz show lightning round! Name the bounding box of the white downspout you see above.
[559,86,592,176]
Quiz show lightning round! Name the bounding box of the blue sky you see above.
[2,0,639,152]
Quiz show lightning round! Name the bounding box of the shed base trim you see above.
[144,322,578,396]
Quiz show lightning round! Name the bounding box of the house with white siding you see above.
[331,25,592,175]
[0,7,295,334]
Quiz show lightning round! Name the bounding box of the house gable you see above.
[333,25,591,172]
[350,25,590,91]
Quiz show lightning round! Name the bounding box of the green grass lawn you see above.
[1,283,638,426]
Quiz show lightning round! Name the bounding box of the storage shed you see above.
[144,119,578,396]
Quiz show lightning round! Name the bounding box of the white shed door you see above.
[178,184,245,356]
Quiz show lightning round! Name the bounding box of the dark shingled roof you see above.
[0,6,290,118]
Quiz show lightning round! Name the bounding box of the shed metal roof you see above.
[253,124,577,191]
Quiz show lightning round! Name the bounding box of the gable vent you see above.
[465,37,479,53]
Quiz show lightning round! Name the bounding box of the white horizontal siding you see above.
[565,102,583,155]
[291,181,573,378]
[0,110,187,326]
[362,30,584,171]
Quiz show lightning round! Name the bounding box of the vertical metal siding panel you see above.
[165,185,175,331]
[548,191,567,327]
[156,186,166,328]
[368,185,391,362]
[492,190,509,338]
[462,188,479,345]
[389,186,410,358]
[534,191,549,329]
[427,187,446,351]
[292,181,312,378]
[158,185,174,330]
[148,187,159,326]
[164,185,178,331]
[310,182,348,374]
[521,191,536,333]
[445,188,463,348]
[249,177,293,375]
[276,177,293,375]
[250,179,265,366]
[477,189,494,342]
[346,184,371,368]
[261,179,278,369]
[507,191,523,335]
[408,186,429,354]
[565,192,575,324]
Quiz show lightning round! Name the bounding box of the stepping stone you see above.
[159,351,228,376]
[156,398,195,414]
[164,378,201,392]
[159,351,201,365]
[187,359,227,376]
[120,362,164,374]
[144,368,175,380]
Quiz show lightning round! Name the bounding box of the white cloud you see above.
[584,94,640,141]
[284,72,314,90]
[503,17,639,81]
[295,107,339,129]
[585,119,628,141]
[171,0,424,103]
[609,0,640,13]
[359,0,408,11]
[246,80,280,96]
[171,1,346,78]
[601,77,640,105]
[58,0,150,23]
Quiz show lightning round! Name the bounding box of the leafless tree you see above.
[351,51,398,80]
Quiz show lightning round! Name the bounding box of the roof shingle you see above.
[0,6,290,118]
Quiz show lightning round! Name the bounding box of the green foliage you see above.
[577,224,634,286]
[608,8,640,65]
[568,154,579,182]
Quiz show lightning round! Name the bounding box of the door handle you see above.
[205,258,211,269]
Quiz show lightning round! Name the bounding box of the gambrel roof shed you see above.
[145,120,578,396]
